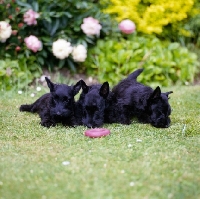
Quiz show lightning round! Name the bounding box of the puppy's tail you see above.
[19,104,34,112]
[126,68,144,81]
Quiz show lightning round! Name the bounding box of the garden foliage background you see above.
[0,0,200,90]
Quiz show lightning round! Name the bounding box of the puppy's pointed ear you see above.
[81,80,89,94]
[45,77,55,92]
[100,82,109,98]
[165,91,173,97]
[150,86,161,100]
[73,80,82,96]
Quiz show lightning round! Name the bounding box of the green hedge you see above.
[84,34,199,87]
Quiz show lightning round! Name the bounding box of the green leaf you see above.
[16,0,32,9]
[63,12,72,18]
[50,19,60,36]
[0,69,6,76]
[32,2,39,12]
[37,57,44,66]
[67,59,76,72]
[58,60,65,68]
[0,60,6,68]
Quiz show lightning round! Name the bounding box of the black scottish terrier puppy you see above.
[105,68,173,128]
[76,80,110,128]
[19,77,82,127]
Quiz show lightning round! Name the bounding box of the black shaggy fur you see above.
[105,68,173,128]
[76,80,110,128]
[19,77,82,127]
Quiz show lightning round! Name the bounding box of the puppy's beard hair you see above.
[82,111,104,128]
[150,114,171,128]
[51,108,72,117]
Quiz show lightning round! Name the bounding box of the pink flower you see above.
[18,23,24,28]
[24,35,42,53]
[81,17,102,36]
[12,30,18,35]
[23,9,39,25]
[16,7,20,12]
[119,19,136,34]
[15,46,21,52]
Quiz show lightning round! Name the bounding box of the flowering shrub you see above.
[84,34,199,87]
[104,0,194,34]
[159,0,200,45]
[104,0,200,46]
[0,0,115,90]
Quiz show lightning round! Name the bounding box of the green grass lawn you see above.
[0,85,200,199]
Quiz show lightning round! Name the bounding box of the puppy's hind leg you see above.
[19,97,43,113]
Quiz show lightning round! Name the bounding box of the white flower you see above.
[88,77,93,83]
[62,161,70,166]
[40,75,50,82]
[71,44,87,62]
[81,17,102,36]
[129,182,135,186]
[18,90,22,94]
[52,39,73,59]
[0,21,12,43]
[36,86,41,91]
[30,93,35,97]
[40,75,46,82]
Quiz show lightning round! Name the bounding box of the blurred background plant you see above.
[0,0,115,90]
[84,0,200,86]
[0,0,200,91]
[84,34,199,87]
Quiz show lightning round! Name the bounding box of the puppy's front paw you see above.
[41,120,56,128]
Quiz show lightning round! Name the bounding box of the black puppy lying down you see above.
[105,68,173,128]
[20,77,82,127]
